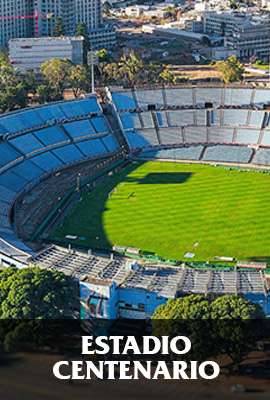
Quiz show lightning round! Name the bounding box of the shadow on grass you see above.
[135,172,192,185]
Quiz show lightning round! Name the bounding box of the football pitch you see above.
[51,161,270,261]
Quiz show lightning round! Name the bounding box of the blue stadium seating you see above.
[124,131,151,150]
[185,127,207,143]
[141,112,154,128]
[0,212,10,228]
[139,146,204,160]
[111,91,136,111]
[224,88,252,106]
[253,148,270,165]
[0,143,22,167]
[102,135,119,152]
[203,145,253,163]
[0,114,26,133]
[195,88,222,106]
[208,127,234,143]
[165,88,193,107]
[135,89,164,108]
[156,111,168,127]
[210,110,221,125]
[11,160,45,182]
[79,97,101,114]
[223,110,248,126]
[0,170,28,192]
[91,116,109,134]
[36,104,66,122]
[0,123,7,137]
[196,110,206,125]
[52,144,85,164]
[260,130,270,146]
[10,133,44,155]
[34,126,69,146]
[169,110,194,126]
[19,109,44,129]
[253,89,270,105]
[30,151,64,171]
[59,98,100,118]
[249,111,264,127]
[0,185,16,203]
[236,128,260,145]
[0,201,10,216]
[63,120,96,139]
[120,113,141,130]
[159,128,183,145]
[136,129,159,146]
[76,138,108,157]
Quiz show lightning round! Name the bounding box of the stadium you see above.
[0,86,270,318]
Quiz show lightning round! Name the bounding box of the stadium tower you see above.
[0,0,34,47]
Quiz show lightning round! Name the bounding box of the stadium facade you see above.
[0,86,270,318]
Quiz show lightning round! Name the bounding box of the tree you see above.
[216,56,244,83]
[210,294,264,319]
[40,58,72,99]
[118,52,144,86]
[211,295,264,367]
[36,84,56,103]
[159,66,176,84]
[0,267,78,319]
[152,294,265,367]
[96,48,110,63]
[68,64,90,97]
[143,63,163,84]
[54,17,64,36]
[102,52,144,86]
[0,54,28,112]
[152,295,211,319]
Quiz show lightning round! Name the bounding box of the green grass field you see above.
[51,161,270,261]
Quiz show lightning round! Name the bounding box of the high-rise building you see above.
[34,0,76,36]
[1,0,116,49]
[0,0,34,47]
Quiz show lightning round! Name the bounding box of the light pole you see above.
[87,50,98,94]
[77,173,81,192]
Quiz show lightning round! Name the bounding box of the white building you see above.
[9,36,84,73]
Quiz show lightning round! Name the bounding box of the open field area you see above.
[51,161,270,261]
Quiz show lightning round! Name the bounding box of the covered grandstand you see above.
[0,86,270,318]
[30,245,269,318]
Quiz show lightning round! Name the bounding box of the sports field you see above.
[51,161,270,261]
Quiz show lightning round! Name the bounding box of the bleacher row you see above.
[111,87,270,111]
[120,109,270,130]
[111,89,270,166]
[32,246,266,296]
[119,110,270,148]
[0,96,121,252]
